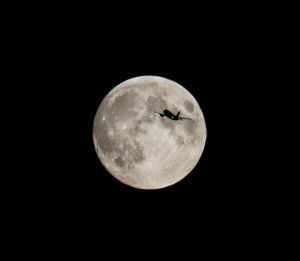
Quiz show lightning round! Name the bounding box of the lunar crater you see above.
[184,100,194,113]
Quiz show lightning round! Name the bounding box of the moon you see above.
[93,76,207,189]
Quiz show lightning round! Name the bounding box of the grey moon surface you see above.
[93,76,207,189]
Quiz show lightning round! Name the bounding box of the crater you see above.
[184,100,194,113]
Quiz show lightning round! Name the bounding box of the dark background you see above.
[8,4,287,254]
[30,7,276,238]
[80,14,270,209]
[84,39,261,212]
[80,34,277,246]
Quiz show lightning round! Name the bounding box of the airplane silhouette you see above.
[155,109,192,121]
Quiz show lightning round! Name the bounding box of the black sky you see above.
[78,14,268,226]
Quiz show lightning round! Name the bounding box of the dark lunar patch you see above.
[115,157,125,167]
[129,126,139,136]
[132,140,145,163]
[93,120,114,155]
[94,90,146,166]
[112,137,146,168]
[146,96,167,113]
[109,90,138,121]
[184,100,194,113]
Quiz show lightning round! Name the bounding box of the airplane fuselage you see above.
[161,110,179,120]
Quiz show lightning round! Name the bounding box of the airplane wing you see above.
[178,116,192,120]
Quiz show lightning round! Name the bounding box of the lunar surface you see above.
[93,76,207,189]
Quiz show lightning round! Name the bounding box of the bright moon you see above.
[93,76,207,189]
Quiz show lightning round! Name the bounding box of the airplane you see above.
[155,109,192,121]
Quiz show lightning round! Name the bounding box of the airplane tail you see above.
[176,111,180,117]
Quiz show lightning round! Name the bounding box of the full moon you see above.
[93,76,207,189]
